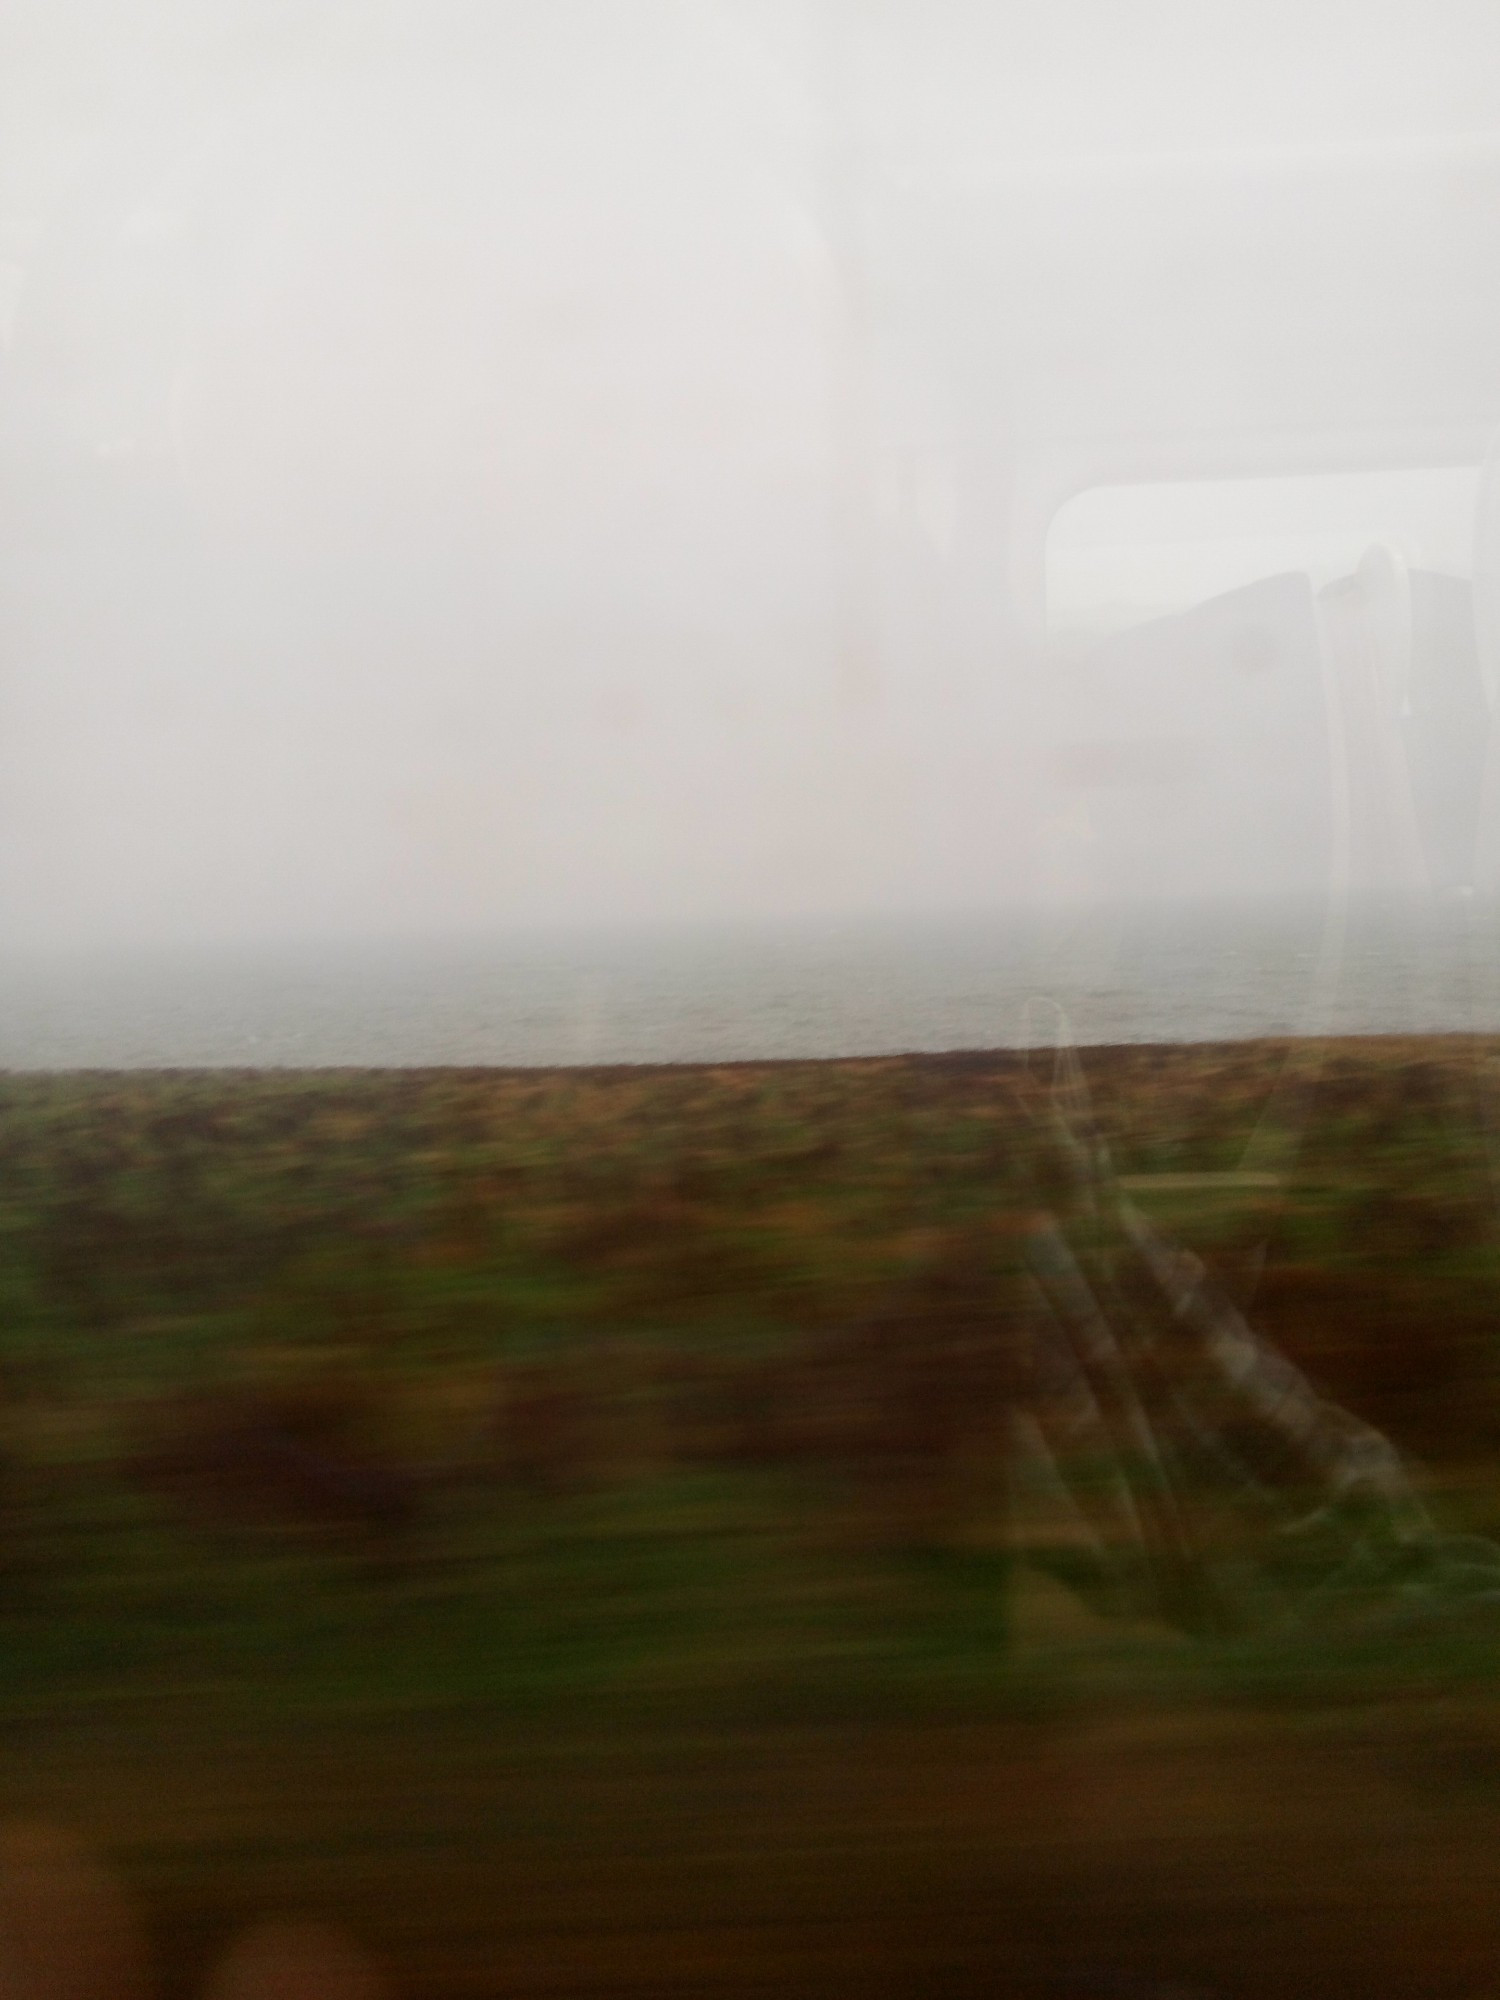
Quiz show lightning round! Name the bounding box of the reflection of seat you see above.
[1396,564,1490,890]
[1320,539,1490,893]
[1047,536,1493,903]
[1046,571,1334,903]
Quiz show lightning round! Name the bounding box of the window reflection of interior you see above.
[1042,458,1498,903]
[1046,467,1480,654]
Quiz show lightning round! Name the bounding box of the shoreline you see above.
[4,1025,1500,1078]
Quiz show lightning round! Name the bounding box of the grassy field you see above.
[2,1037,1500,1995]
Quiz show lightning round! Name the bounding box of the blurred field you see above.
[1,1037,1499,1995]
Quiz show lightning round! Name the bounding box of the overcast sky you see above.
[3,2,1500,949]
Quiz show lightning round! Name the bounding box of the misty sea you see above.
[1,900,1497,1071]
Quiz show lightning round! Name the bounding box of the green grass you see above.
[0,1039,1498,1738]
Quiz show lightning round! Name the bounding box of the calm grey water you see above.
[1,902,1495,1070]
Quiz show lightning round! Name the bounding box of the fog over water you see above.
[4,4,1500,1053]
[0,900,1488,1070]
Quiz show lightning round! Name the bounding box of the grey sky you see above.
[3,2,1500,947]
